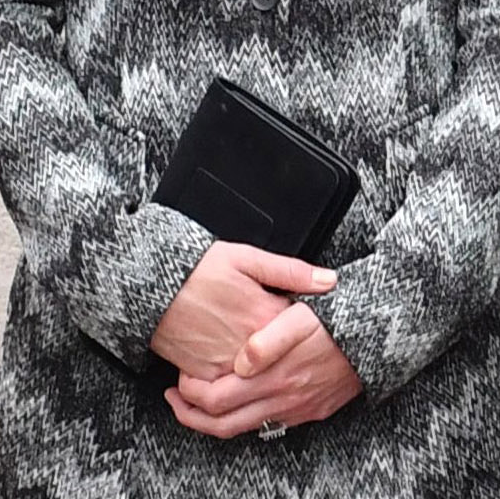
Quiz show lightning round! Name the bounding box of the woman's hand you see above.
[150,241,338,381]
[164,302,363,439]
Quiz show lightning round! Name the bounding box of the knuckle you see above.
[203,393,221,415]
[282,370,299,390]
[290,372,312,390]
[206,361,230,382]
[204,366,220,383]
[174,407,188,426]
[214,423,234,440]
[214,361,232,378]
[211,364,225,380]
[314,406,332,422]
[177,375,190,397]
[212,396,229,416]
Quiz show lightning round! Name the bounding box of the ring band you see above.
[258,419,287,441]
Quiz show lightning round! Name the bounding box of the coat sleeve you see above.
[298,0,500,405]
[0,1,216,372]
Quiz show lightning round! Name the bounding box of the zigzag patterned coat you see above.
[1,0,500,497]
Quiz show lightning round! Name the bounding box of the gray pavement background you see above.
[0,196,22,363]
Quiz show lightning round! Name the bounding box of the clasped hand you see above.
[151,241,362,439]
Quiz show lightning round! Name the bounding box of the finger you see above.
[234,302,318,377]
[165,386,298,439]
[177,369,278,415]
[236,245,337,293]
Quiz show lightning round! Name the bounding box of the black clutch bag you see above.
[152,77,359,264]
[139,77,360,393]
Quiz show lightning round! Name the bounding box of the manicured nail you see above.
[312,268,337,286]
[235,350,255,377]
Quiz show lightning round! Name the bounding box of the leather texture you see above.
[153,77,359,263]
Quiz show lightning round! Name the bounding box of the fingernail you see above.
[312,268,337,286]
[235,351,255,377]
[164,390,172,405]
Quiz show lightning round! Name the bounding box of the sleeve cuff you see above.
[296,250,436,406]
[65,203,217,373]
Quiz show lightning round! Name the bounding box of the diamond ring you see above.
[258,419,287,440]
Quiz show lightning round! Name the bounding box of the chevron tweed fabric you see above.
[1,0,500,497]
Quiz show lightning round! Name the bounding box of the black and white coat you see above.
[1,0,499,497]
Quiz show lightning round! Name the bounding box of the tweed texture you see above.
[1,0,500,497]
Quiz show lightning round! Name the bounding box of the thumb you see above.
[234,302,318,377]
[237,246,337,293]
